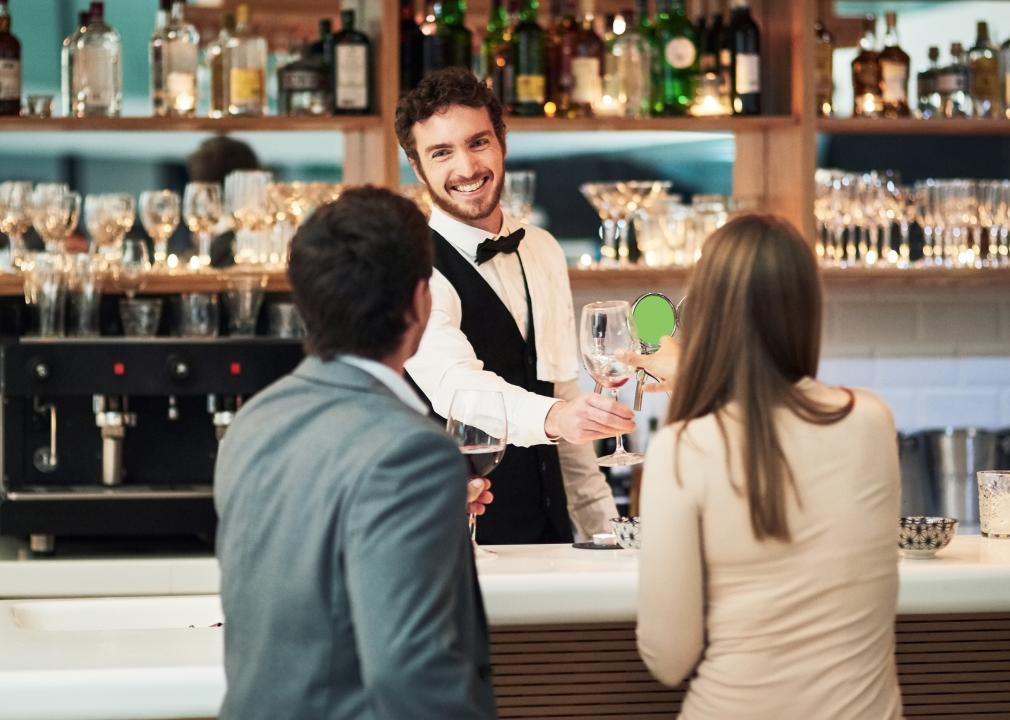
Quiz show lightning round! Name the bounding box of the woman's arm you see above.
[636,426,706,687]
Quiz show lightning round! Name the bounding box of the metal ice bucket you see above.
[923,428,998,532]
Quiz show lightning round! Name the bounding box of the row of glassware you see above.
[0,174,347,273]
[815,170,1010,268]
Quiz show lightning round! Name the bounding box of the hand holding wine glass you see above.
[446,389,506,556]
[580,301,644,467]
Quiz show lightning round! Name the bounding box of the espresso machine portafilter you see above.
[0,338,303,551]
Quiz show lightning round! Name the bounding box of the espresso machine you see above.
[0,304,303,552]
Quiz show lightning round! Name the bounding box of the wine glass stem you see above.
[611,387,627,455]
[468,512,477,543]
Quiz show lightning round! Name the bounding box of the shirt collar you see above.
[338,355,429,415]
[428,205,514,262]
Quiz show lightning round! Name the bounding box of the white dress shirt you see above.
[405,206,617,538]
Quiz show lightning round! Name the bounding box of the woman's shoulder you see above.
[804,378,895,431]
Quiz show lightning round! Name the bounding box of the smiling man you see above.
[395,68,632,545]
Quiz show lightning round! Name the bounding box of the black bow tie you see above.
[475,228,525,265]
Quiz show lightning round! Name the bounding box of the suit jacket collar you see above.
[293,356,401,403]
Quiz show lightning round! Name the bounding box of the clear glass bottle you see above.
[0,0,22,117]
[917,46,940,119]
[71,2,122,118]
[570,0,604,118]
[206,13,235,119]
[940,42,971,118]
[850,14,881,118]
[969,21,1000,119]
[878,11,909,118]
[814,15,833,116]
[612,0,652,118]
[61,11,90,117]
[225,4,267,116]
[333,9,371,114]
[151,0,200,117]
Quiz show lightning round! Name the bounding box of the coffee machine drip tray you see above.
[5,485,213,501]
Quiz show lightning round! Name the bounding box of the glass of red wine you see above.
[580,300,644,467]
[446,389,507,557]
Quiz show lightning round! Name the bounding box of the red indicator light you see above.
[113,362,125,377]
[230,362,242,376]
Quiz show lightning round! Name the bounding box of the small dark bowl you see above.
[898,516,958,558]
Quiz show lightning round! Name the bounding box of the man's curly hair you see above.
[395,67,507,165]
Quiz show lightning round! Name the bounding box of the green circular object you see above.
[631,293,677,350]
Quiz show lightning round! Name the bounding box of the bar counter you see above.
[1,536,1009,719]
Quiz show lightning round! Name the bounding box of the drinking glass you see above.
[502,170,536,224]
[23,254,67,337]
[0,181,33,270]
[224,275,266,336]
[580,300,643,467]
[84,193,135,263]
[65,254,103,337]
[118,237,151,299]
[140,190,181,269]
[267,301,305,338]
[978,471,1010,539]
[446,389,507,557]
[177,292,219,337]
[119,298,162,337]
[224,170,273,265]
[31,184,81,254]
[183,182,223,270]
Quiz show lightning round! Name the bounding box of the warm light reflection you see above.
[578,253,594,269]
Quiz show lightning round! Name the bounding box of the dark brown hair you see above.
[394,67,507,164]
[287,186,433,361]
[667,214,853,542]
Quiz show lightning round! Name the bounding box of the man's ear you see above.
[408,157,422,184]
[407,278,431,324]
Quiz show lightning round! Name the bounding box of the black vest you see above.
[410,232,572,544]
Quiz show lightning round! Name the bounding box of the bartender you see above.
[396,68,634,545]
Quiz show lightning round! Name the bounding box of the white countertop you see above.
[0,536,1009,719]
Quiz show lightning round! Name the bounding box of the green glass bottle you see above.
[435,0,473,71]
[651,0,698,116]
[481,0,512,108]
[513,0,546,116]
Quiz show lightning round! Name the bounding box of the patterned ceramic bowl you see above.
[898,516,958,559]
[610,516,640,550]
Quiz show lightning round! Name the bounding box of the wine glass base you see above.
[597,451,645,467]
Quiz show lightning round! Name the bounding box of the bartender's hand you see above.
[467,478,493,516]
[619,336,681,393]
[544,393,636,444]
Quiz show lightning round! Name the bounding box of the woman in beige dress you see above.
[628,215,903,719]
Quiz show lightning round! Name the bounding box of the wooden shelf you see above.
[818,118,1010,136]
[506,115,797,133]
[0,116,383,133]
[0,270,291,297]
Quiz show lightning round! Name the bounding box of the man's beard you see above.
[417,165,504,223]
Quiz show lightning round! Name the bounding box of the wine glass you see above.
[224,170,273,265]
[30,184,81,254]
[580,300,644,467]
[445,389,507,557]
[0,181,34,270]
[183,182,223,270]
[117,237,151,299]
[139,190,180,269]
[84,193,135,264]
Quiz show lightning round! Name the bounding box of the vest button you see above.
[540,461,548,473]
[545,497,552,508]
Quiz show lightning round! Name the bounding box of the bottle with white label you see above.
[0,0,21,117]
[651,0,698,116]
[70,2,122,118]
[878,11,909,118]
[729,0,760,115]
[225,4,267,116]
[333,9,371,114]
[151,0,200,117]
[569,0,604,117]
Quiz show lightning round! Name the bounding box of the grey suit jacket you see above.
[214,357,497,720]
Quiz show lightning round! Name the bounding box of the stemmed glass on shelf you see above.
[183,182,223,270]
[139,190,181,269]
[580,300,643,467]
[31,183,81,255]
[84,193,136,265]
[0,181,34,270]
[445,389,507,558]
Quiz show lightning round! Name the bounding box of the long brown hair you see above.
[667,214,853,542]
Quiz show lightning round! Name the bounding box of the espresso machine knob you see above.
[166,355,191,382]
[28,358,51,382]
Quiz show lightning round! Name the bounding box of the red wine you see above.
[460,444,505,478]
[594,375,629,389]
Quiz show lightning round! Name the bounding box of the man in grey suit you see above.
[214,186,498,719]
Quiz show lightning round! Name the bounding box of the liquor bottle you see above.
[917,46,940,119]
[850,15,881,118]
[225,4,267,116]
[814,15,833,116]
[569,0,604,117]
[333,9,371,114]
[693,0,707,64]
[61,11,90,117]
[400,0,425,93]
[728,0,759,115]
[651,0,698,116]
[546,0,577,117]
[1002,35,1010,120]
[513,0,546,117]
[308,20,335,102]
[278,43,330,116]
[481,0,512,108]
[71,2,123,118]
[207,13,235,119]
[968,21,1000,119]
[699,2,720,79]
[0,0,21,117]
[715,1,732,103]
[151,0,200,117]
[612,0,652,118]
[940,42,971,118]
[877,11,909,118]
[431,0,472,72]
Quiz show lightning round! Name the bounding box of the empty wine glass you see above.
[117,237,151,299]
[0,181,34,270]
[502,170,536,224]
[183,182,223,270]
[31,184,81,254]
[580,300,643,467]
[84,193,136,264]
[140,190,181,269]
[446,389,507,557]
[224,170,273,265]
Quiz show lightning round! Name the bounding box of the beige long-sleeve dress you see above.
[637,378,903,720]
